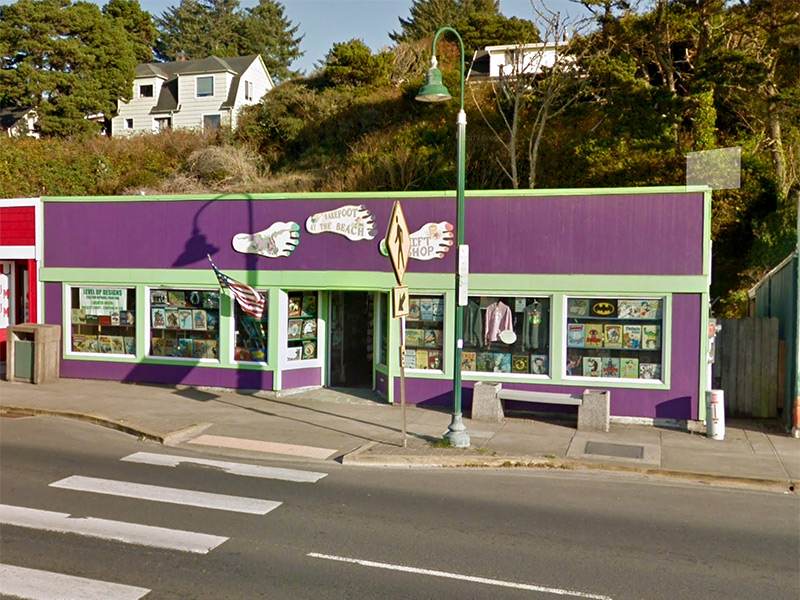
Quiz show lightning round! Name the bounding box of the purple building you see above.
[40,186,712,426]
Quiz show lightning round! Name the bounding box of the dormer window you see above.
[139,84,154,98]
[197,76,214,97]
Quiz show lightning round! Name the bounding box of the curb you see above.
[342,451,796,494]
[1,405,178,445]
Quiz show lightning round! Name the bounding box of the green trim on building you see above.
[41,185,711,204]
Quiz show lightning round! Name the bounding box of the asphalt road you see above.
[1,415,798,600]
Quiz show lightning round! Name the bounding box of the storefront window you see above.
[404,295,444,370]
[287,291,318,361]
[565,297,664,380]
[461,296,550,374]
[378,293,388,366]
[149,289,220,359]
[70,287,136,354]
[234,296,268,362]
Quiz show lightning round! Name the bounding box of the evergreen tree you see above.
[0,0,137,136]
[390,0,536,57]
[103,0,158,63]
[390,0,466,43]
[156,0,301,81]
[242,0,303,81]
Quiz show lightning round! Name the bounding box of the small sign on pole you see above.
[392,285,409,318]
[457,244,469,306]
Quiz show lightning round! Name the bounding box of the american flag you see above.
[207,255,265,320]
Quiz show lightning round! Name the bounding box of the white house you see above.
[0,106,40,138]
[467,41,569,81]
[112,55,274,136]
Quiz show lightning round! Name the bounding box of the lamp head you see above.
[415,58,451,103]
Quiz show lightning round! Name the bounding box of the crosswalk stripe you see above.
[49,476,282,515]
[0,504,227,554]
[120,451,327,483]
[0,564,151,600]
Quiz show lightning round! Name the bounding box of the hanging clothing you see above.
[484,300,513,345]
[464,299,483,347]
[523,302,547,350]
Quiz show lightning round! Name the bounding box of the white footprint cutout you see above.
[379,221,454,261]
[232,221,301,258]
[305,205,377,241]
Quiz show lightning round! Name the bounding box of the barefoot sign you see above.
[232,222,301,258]
[379,221,454,261]
[305,205,377,241]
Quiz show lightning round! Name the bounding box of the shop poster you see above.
[232,221,301,258]
[379,221,454,261]
[79,288,127,316]
[305,205,377,241]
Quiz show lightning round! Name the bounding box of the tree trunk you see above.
[528,110,547,189]
[766,91,788,199]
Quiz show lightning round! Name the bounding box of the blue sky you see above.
[0,0,588,73]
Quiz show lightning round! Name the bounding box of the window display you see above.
[461,296,550,375]
[234,294,268,362]
[70,287,136,354]
[149,288,220,359]
[565,297,663,380]
[286,291,318,361]
[403,295,444,370]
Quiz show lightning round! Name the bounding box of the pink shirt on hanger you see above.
[484,300,513,345]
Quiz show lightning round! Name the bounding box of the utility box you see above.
[7,324,61,384]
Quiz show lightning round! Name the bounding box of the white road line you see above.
[0,504,226,554]
[187,434,337,460]
[0,564,150,600]
[120,451,327,483]
[306,553,614,599]
[49,476,282,515]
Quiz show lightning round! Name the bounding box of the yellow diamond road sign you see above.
[385,201,410,285]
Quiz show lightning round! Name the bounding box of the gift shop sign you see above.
[79,288,127,315]
[306,205,377,241]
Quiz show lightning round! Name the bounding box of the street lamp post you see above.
[415,27,470,448]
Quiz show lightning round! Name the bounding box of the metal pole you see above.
[400,315,407,447]
[442,29,470,448]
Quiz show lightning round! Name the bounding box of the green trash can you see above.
[13,337,34,381]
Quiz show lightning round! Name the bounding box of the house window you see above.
[565,297,665,381]
[234,292,268,362]
[197,76,214,97]
[403,295,445,370]
[155,117,171,131]
[461,296,550,375]
[286,291,318,361]
[149,288,220,359]
[139,84,154,98]
[245,80,253,101]
[69,287,136,355]
[125,118,133,129]
[203,114,221,131]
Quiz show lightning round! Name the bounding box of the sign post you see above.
[386,201,411,448]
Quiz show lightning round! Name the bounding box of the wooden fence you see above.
[715,317,780,418]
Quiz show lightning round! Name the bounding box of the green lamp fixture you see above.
[415,58,452,103]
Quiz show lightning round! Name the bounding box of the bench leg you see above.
[578,390,610,432]
[471,382,504,423]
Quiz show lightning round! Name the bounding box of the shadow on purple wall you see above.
[654,396,692,421]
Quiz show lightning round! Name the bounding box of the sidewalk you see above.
[1,378,797,493]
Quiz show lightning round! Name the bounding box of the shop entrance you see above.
[329,291,374,388]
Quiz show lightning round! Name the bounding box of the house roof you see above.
[133,55,261,113]
[0,105,35,129]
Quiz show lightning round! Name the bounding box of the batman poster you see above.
[590,299,618,318]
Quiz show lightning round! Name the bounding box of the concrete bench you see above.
[471,382,609,432]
